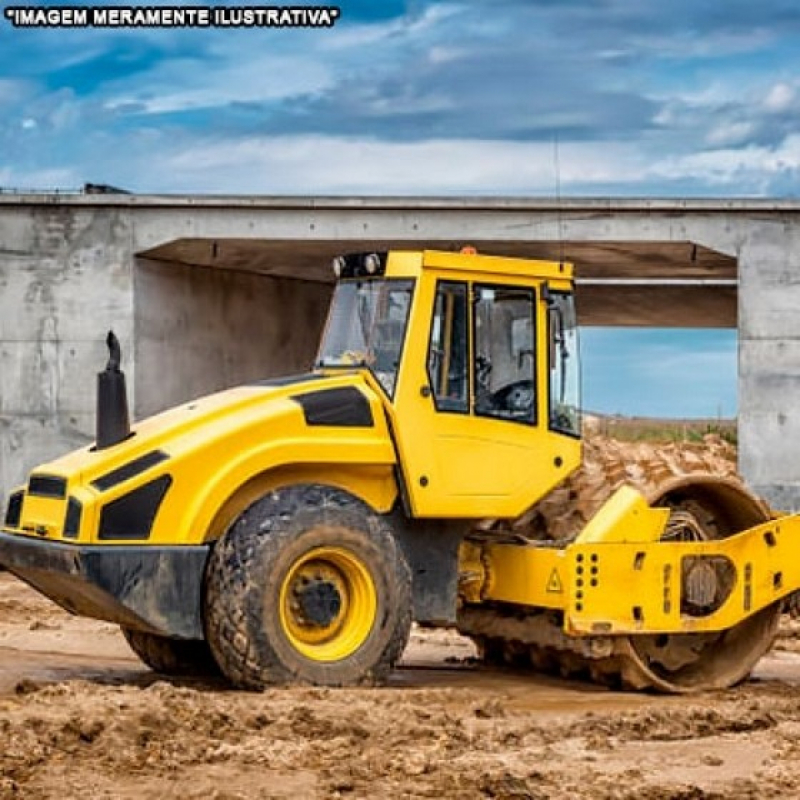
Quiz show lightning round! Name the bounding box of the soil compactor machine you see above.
[0,249,792,692]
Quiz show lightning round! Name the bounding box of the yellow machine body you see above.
[9,373,399,548]
[462,485,800,635]
[4,249,580,547]
[379,250,580,518]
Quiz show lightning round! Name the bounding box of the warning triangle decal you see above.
[547,568,563,593]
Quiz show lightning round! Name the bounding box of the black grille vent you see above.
[92,450,169,491]
[63,497,82,539]
[98,475,172,540]
[28,475,67,499]
[4,491,23,527]
[292,387,374,427]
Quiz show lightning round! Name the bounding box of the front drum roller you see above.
[619,475,782,692]
[204,484,412,689]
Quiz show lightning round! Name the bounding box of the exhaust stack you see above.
[96,331,131,450]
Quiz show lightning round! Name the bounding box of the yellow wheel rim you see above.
[278,545,377,662]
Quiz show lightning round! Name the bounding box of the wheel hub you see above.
[278,544,379,663]
[295,578,343,627]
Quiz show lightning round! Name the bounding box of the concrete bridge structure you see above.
[0,193,797,508]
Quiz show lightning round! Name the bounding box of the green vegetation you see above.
[585,415,737,446]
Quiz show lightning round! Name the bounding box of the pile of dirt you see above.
[505,433,740,541]
[2,660,800,799]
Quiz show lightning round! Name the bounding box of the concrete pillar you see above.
[0,205,134,502]
[737,215,800,509]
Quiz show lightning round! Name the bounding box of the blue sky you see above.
[2,0,798,417]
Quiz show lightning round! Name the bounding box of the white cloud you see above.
[106,52,334,114]
[427,45,467,65]
[80,128,799,196]
[0,166,80,190]
[705,120,755,148]
[653,134,800,186]
[641,28,774,60]
[155,135,650,193]
[104,4,464,116]
[320,3,460,51]
[764,81,796,113]
[0,78,33,105]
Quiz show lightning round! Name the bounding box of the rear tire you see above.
[204,484,412,689]
[122,628,220,676]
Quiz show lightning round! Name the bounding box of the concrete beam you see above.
[138,238,736,327]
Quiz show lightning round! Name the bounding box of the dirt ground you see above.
[3,574,800,799]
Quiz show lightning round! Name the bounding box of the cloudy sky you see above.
[2,0,798,417]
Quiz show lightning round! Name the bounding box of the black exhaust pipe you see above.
[96,331,131,450]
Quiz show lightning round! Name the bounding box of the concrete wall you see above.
[3,194,800,512]
[133,258,330,417]
[0,204,134,503]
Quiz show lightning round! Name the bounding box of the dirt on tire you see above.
[204,483,412,688]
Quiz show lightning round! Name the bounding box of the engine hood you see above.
[39,373,378,485]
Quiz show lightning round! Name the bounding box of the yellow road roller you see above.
[1,248,794,692]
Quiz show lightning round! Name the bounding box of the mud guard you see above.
[392,515,467,625]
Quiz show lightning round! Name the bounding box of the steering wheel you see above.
[551,407,577,432]
[489,379,535,417]
[340,350,372,366]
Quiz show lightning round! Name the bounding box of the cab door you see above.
[390,276,578,519]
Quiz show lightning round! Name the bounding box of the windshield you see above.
[548,291,581,437]
[318,279,414,397]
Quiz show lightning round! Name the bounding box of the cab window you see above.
[548,290,581,436]
[473,285,536,424]
[427,282,468,412]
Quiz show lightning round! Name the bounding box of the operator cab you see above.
[317,250,580,439]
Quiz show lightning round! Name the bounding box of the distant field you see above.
[585,414,737,445]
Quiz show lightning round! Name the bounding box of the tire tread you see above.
[205,484,412,689]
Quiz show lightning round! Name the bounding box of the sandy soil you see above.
[3,574,800,798]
